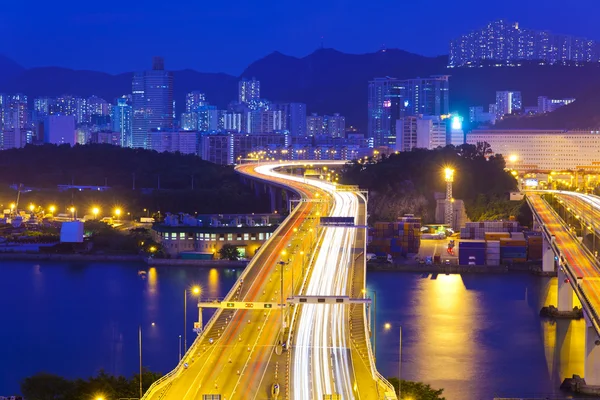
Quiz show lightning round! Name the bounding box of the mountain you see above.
[2,50,600,131]
[0,55,25,86]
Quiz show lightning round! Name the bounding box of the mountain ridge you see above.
[1,49,599,131]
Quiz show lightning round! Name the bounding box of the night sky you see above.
[2,0,598,75]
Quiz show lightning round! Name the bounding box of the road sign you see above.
[288,296,371,304]
[320,216,355,226]
[335,185,360,192]
[199,301,284,309]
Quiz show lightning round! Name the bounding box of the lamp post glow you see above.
[70,207,75,220]
[444,167,454,228]
[184,286,201,353]
[92,207,99,219]
[29,204,35,212]
[115,208,122,220]
[49,205,56,216]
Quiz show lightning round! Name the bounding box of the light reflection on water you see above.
[0,262,591,399]
[371,272,586,399]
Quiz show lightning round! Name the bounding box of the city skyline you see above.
[2,0,600,74]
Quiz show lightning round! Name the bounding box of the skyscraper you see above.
[307,114,325,136]
[495,91,522,120]
[186,91,206,112]
[239,78,260,104]
[111,97,133,147]
[131,57,174,149]
[368,76,449,147]
[289,103,307,137]
[324,114,345,138]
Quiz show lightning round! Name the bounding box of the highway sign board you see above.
[320,216,355,226]
[288,296,371,304]
[198,301,284,309]
[335,184,360,192]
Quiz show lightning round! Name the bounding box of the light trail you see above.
[254,163,358,400]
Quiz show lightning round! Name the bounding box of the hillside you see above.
[2,50,600,131]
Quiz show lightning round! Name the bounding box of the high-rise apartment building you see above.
[249,110,283,134]
[186,91,206,112]
[449,19,600,67]
[198,105,219,132]
[181,112,198,131]
[51,95,77,117]
[131,57,174,149]
[537,96,576,114]
[33,97,53,117]
[239,78,260,104]
[495,91,522,120]
[288,103,307,137]
[368,76,449,147]
[325,114,345,138]
[307,113,325,136]
[111,97,132,147]
[44,115,76,146]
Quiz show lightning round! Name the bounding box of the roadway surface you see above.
[143,161,394,400]
[144,163,325,400]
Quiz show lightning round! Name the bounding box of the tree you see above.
[386,377,446,400]
[21,373,74,400]
[218,243,241,260]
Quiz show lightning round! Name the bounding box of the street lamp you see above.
[29,204,35,212]
[444,167,454,228]
[92,207,100,219]
[115,208,122,220]
[184,286,201,353]
[70,206,75,220]
[384,322,403,399]
[49,205,56,216]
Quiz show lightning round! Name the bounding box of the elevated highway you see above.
[527,192,600,385]
[142,161,395,400]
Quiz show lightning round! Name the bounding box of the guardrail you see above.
[141,168,311,399]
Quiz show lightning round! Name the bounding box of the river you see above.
[0,261,585,399]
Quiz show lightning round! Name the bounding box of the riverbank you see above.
[0,252,144,262]
[367,261,555,276]
[0,252,250,268]
[146,258,248,267]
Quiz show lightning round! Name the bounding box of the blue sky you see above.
[2,0,597,75]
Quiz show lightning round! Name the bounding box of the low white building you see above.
[466,129,600,170]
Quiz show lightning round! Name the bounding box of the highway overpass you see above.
[141,161,396,400]
[527,191,600,386]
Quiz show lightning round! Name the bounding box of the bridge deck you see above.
[528,194,600,326]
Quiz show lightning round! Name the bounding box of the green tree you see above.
[218,243,241,260]
[386,377,446,400]
[21,373,74,400]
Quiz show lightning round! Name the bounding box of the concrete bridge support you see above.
[269,186,278,213]
[543,236,556,272]
[558,267,574,312]
[585,312,600,385]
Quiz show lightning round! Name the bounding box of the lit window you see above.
[244,233,249,240]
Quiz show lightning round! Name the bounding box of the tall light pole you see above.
[178,335,182,361]
[279,250,287,335]
[139,324,142,399]
[384,323,402,398]
[184,286,201,353]
[444,167,454,229]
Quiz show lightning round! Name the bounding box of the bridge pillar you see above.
[542,236,555,272]
[269,186,277,213]
[557,267,574,312]
[533,219,540,231]
[585,312,600,385]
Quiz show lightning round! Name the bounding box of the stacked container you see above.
[370,216,422,258]
[485,240,501,266]
[500,237,527,263]
[460,221,521,239]
[459,240,486,265]
[526,232,543,261]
